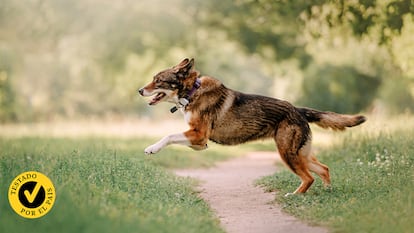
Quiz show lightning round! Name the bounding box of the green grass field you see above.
[0,137,246,233]
[258,129,414,233]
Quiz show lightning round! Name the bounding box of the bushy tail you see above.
[297,107,366,131]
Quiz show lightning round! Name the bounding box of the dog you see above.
[138,58,366,195]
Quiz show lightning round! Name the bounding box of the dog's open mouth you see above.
[149,92,167,105]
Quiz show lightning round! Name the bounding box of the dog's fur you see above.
[139,58,366,195]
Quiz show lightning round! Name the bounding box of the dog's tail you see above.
[297,107,366,131]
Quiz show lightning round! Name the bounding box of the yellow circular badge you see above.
[8,171,56,219]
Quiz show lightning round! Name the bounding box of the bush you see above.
[0,49,17,122]
[298,64,381,113]
[379,76,414,114]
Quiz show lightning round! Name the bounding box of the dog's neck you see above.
[170,78,201,113]
[186,78,201,98]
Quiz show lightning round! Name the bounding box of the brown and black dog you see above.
[138,58,366,195]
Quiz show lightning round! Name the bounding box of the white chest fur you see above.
[183,110,192,124]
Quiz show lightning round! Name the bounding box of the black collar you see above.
[170,78,201,113]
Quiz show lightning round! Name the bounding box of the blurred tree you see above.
[190,0,414,115]
[300,0,414,113]
[192,0,323,67]
[299,64,381,113]
[0,73,15,122]
[379,75,414,114]
[0,48,17,122]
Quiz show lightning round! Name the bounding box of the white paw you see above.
[144,143,163,155]
[284,192,295,197]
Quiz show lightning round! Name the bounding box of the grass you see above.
[3,116,412,233]
[0,137,248,233]
[257,130,414,233]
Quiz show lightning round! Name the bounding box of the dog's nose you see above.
[138,88,144,96]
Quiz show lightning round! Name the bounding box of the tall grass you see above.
[258,130,414,233]
[0,137,226,233]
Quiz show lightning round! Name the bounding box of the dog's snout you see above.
[138,88,144,96]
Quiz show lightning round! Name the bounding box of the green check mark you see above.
[24,182,42,203]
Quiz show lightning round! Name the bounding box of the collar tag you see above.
[178,98,189,106]
[170,98,189,113]
[170,106,178,113]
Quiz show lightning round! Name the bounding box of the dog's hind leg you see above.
[275,123,315,195]
[298,142,331,187]
[307,155,331,187]
[288,157,315,195]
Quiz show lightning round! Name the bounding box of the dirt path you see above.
[174,152,328,233]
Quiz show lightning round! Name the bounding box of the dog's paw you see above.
[284,192,295,197]
[144,144,162,155]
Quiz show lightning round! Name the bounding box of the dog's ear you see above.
[174,58,195,79]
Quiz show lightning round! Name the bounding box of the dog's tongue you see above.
[149,92,166,105]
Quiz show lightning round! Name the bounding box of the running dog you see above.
[138,58,366,195]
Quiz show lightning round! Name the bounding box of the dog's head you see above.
[138,58,198,105]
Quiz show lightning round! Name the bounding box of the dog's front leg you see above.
[144,133,189,155]
[144,128,208,155]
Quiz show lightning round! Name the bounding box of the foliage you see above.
[299,63,381,113]
[0,48,16,122]
[192,0,321,66]
[302,0,414,42]
[379,75,414,114]
[197,0,414,113]
[257,130,414,233]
